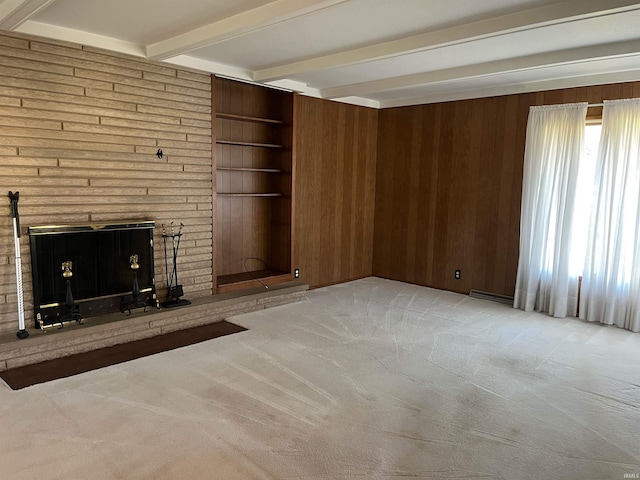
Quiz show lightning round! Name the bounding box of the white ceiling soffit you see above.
[6,0,640,108]
[0,0,57,29]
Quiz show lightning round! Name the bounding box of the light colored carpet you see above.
[1,277,639,479]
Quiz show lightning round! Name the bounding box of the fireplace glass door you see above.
[29,221,155,329]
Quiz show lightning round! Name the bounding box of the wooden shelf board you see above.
[216,270,292,294]
[216,140,283,148]
[216,112,285,124]
[216,167,283,173]
[217,193,283,197]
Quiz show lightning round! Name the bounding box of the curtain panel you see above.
[580,98,640,332]
[514,103,587,317]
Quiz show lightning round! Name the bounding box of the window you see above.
[516,99,640,331]
[568,123,601,276]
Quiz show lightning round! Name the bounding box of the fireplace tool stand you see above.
[122,254,148,315]
[57,261,83,327]
[161,222,191,308]
[8,191,29,339]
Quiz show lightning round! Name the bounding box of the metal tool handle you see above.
[8,191,28,339]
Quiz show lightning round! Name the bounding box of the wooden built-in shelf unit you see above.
[213,76,294,293]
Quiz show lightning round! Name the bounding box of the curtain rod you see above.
[588,103,603,107]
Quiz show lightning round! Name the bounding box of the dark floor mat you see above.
[0,320,247,390]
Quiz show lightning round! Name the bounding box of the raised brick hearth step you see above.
[0,282,307,371]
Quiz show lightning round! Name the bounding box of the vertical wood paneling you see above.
[373,82,640,296]
[0,31,212,333]
[293,95,378,288]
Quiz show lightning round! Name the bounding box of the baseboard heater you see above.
[469,289,514,306]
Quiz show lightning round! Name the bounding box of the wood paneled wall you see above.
[0,31,212,333]
[373,82,640,296]
[293,95,378,288]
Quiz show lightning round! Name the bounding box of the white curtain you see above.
[580,99,640,332]
[514,103,588,317]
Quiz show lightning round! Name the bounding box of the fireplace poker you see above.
[167,223,184,289]
[8,192,29,339]
[161,222,190,308]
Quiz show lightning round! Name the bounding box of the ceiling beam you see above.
[253,0,640,82]
[321,39,640,99]
[0,0,57,29]
[378,69,640,109]
[146,0,348,61]
[164,55,252,81]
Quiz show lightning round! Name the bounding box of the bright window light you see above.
[569,123,601,276]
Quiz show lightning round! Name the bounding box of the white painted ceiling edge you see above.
[2,0,640,109]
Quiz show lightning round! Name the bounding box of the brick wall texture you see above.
[0,31,213,333]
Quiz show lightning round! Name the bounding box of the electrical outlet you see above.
[454,269,461,279]
[294,268,300,278]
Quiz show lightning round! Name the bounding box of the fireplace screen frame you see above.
[28,221,156,330]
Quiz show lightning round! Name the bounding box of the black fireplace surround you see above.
[29,221,156,330]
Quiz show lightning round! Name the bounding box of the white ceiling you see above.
[2,0,640,108]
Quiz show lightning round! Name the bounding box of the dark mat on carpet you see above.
[0,320,247,390]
